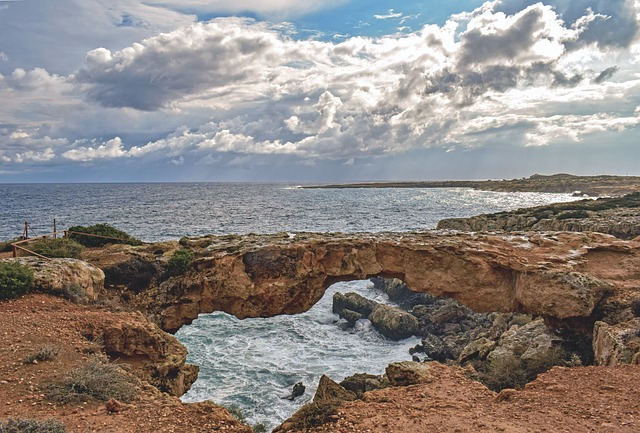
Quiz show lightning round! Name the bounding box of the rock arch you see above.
[141,231,639,333]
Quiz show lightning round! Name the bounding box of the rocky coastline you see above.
[2,185,640,431]
[303,173,640,197]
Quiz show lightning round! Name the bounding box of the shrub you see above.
[68,224,142,247]
[23,344,60,364]
[285,402,340,430]
[0,418,67,433]
[28,238,84,259]
[0,261,34,300]
[481,354,528,391]
[252,423,268,433]
[46,355,137,403]
[225,404,246,423]
[0,238,22,253]
[167,249,195,276]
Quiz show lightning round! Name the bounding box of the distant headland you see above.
[303,173,640,197]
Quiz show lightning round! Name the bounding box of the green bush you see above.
[0,418,67,433]
[28,238,84,259]
[0,261,34,300]
[0,238,22,253]
[167,249,195,276]
[46,355,137,403]
[68,224,142,247]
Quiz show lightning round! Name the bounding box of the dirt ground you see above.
[2,294,640,433]
[0,294,250,433]
[297,362,640,433]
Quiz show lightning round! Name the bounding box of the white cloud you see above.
[62,137,127,161]
[2,1,640,174]
[374,9,403,20]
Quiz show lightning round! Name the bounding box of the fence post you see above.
[23,221,28,240]
[12,244,16,258]
[54,219,57,238]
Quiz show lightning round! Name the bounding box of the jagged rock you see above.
[314,375,357,403]
[593,319,640,366]
[458,337,497,363]
[333,292,378,318]
[14,257,104,301]
[429,303,470,324]
[369,304,420,340]
[414,333,448,362]
[340,309,363,326]
[370,277,434,309]
[283,382,305,400]
[486,318,559,365]
[103,257,163,293]
[437,192,640,240]
[386,361,432,386]
[340,373,389,398]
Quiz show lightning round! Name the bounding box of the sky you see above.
[0,0,639,182]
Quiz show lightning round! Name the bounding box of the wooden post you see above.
[23,221,28,240]
[12,244,16,258]
[54,219,57,239]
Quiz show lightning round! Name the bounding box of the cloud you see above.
[145,0,348,19]
[594,66,619,83]
[374,9,403,20]
[62,137,127,161]
[2,1,640,176]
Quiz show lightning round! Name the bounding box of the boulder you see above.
[386,361,432,386]
[340,309,363,326]
[486,317,559,365]
[458,337,497,363]
[369,304,420,340]
[418,333,448,361]
[593,319,640,366]
[340,373,389,398]
[314,375,357,403]
[18,257,104,301]
[333,292,378,318]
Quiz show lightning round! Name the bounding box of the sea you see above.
[0,183,581,429]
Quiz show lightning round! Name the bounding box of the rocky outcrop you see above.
[15,257,104,301]
[437,192,640,239]
[88,231,640,335]
[593,319,640,366]
[81,310,199,396]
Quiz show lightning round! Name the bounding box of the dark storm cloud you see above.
[594,66,620,84]
[496,0,639,48]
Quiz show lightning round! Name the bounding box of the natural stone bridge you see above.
[125,231,640,333]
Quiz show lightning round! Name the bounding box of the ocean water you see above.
[0,183,581,430]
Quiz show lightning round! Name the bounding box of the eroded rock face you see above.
[593,319,640,366]
[114,231,640,334]
[16,257,104,301]
[82,310,199,396]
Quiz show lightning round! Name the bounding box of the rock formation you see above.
[437,192,640,239]
[100,231,640,336]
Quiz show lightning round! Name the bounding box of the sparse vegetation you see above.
[28,238,84,259]
[0,418,67,433]
[225,404,247,423]
[286,401,340,430]
[0,260,34,300]
[23,344,60,364]
[557,210,589,220]
[252,423,268,433]
[46,355,137,403]
[167,248,195,276]
[68,224,142,247]
[0,237,22,253]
